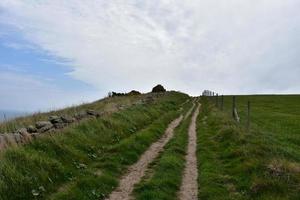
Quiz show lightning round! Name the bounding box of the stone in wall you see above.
[3,134,17,146]
[61,116,76,123]
[0,135,7,150]
[17,128,32,142]
[49,116,63,124]
[35,121,54,133]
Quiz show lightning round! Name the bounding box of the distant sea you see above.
[0,110,27,122]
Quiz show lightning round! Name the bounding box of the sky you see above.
[0,0,299,111]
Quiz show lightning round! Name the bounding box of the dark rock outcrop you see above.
[151,84,166,93]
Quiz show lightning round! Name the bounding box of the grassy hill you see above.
[0,92,299,200]
[198,95,300,199]
[0,91,190,199]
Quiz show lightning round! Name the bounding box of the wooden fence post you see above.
[232,96,240,122]
[232,96,236,118]
[221,95,224,111]
[216,93,219,108]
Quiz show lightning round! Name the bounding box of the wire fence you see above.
[202,90,251,131]
[203,90,300,132]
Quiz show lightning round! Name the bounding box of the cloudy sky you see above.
[0,0,299,111]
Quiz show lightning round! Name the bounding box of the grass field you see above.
[0,91,190,200]
[197,95,300,199]
[222,95,300,136]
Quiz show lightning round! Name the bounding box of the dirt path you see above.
[184,100,195,120]
[179,103,201,200]
[105,114,184,200]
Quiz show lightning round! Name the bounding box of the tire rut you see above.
[179,103,201,200]
[105,114,184,200]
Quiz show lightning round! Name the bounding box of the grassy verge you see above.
[132,102,195,200]
[197,97,300,200]
[0,92,189,200]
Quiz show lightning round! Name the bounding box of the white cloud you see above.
[0,0,300,95]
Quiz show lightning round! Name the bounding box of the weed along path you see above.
[179,103,201,200]
[105,115,184,200]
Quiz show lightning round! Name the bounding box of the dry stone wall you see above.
[0,96,157,151]
[0,109,105,151]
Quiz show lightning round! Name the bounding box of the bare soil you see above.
[179,104,201,200]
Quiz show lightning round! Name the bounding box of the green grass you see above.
[197,96,300,200]
[221,95,300,136]
[0,91,190,200]
[132,101,196,200]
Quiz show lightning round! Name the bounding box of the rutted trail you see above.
[184,100,196,120]
[105,114,184,200]
[179,103,201,200]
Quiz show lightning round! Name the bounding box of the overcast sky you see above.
[0,0,299,111]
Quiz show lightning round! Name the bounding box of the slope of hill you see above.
[197,95,300,199]
[1,93,299,200]
[0,91,190,200]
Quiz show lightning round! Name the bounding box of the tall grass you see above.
[0,91,189,200]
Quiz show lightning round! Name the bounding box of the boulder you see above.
[39,124,54,133]
[17,128,28,135]
[61,116,75,123]
[49,116,62,124]
[36,121,52,129]
[18,127,32,142]
[13,133,23,145]
[27,125,37,133]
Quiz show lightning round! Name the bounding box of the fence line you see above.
[202,90,250,131]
